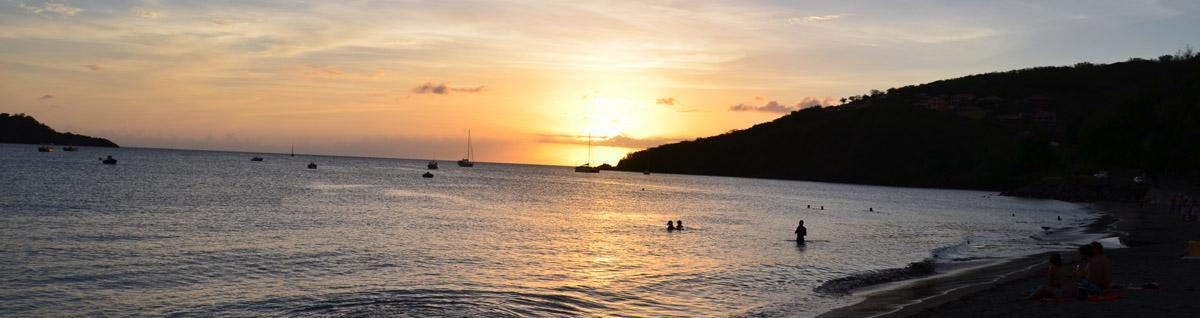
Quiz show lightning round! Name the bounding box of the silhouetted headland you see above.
[617,50,1200,200]
[1,113,118,148]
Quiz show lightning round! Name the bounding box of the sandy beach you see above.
[823,188,1200,318]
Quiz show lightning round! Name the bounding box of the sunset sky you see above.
[2,0,1198,165]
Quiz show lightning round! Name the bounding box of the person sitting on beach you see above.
[1074,244,1109,298]
[795,220,807,244]
[667,221,676,231]
[675,220,684,230]
[1028,253,1068,300]
[1089,241,1112,289]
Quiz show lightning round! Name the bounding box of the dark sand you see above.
[821,188,1200,318]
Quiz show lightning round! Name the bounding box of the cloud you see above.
[538,134,678,149]
[132,7,161,19]
[655,97,677,105]
[84,64,102,71]
[414,82,448,94]
[451,86,485,93]
[793,14,845,23]
[19,2,82,16]
[730,97,833,113]
[413,82,484,95]
[729,100,794,113]
[303,65,344,78]
[39,94,54,100]
[796,96,835,108]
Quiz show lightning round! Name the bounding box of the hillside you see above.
[617,51,1200,190]
[0,113,119,147]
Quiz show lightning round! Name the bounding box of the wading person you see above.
[795,220,807,244]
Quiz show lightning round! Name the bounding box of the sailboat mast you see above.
[587,132,592,165]
[467,129,472,161]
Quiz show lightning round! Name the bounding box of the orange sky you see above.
[3,1,1196,165]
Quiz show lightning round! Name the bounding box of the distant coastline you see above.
[0,113,118,148]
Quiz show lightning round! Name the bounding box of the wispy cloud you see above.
[19,2,82,16]
[39,94,54,100]
[796,96,835,108]
[413,82,485,95]
[451,86,485,93]
[655,97,677,105]
[730,97,832,113]
[538,134,678,149]
[414,82,448,94]
[303,65,344,79]
[790,14,846,24]
[132,7,161,19]
[730,100,794,113]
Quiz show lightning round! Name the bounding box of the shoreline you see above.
[820,188,1200,317]
[816,202,1114,318]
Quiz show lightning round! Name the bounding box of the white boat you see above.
[457,129,475,167]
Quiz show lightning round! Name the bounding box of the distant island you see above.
[0,113,119,147]
[618,50,1199,194]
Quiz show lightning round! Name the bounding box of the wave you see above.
[814,236,974,295]
[177,288,612,317]
[814,260,936,295]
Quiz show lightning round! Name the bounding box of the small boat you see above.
[63,146,78,152]
[251,157,264,161]
[643,171,651,175]
[422,172,434,178]
[37,146,53,152]
[457,129,475,167]
[427,161,439,170]
[574,132,600,173]
[101,155,117,165]
[307,162,317,169]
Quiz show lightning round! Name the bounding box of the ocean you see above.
[0,144,1098,317]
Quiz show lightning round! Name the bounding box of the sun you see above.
[581,95,635,139]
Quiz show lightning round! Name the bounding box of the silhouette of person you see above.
[675,220,684,230]
[795,220,807,244]
[667,221,676,231]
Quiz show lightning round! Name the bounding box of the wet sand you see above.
[820,188,1200,318]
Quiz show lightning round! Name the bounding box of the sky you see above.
[2,0,1198,166]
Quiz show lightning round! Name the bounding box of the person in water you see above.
[667,221,676,231]
[675,220,684,230]
[1028,253,1068,300]
[795,220,807,244]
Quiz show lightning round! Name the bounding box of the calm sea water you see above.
[0,144,1095,317]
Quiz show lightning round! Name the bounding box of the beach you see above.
[823,187,1200,318]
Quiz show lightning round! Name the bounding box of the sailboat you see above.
[290,144,295,157]
[457,129,475,167]
[574,132,600,173]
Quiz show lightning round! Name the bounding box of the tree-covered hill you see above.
[617,51,1200,190]
[0,113,119,147]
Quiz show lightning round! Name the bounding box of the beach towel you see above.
[1089,286,1123,302]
